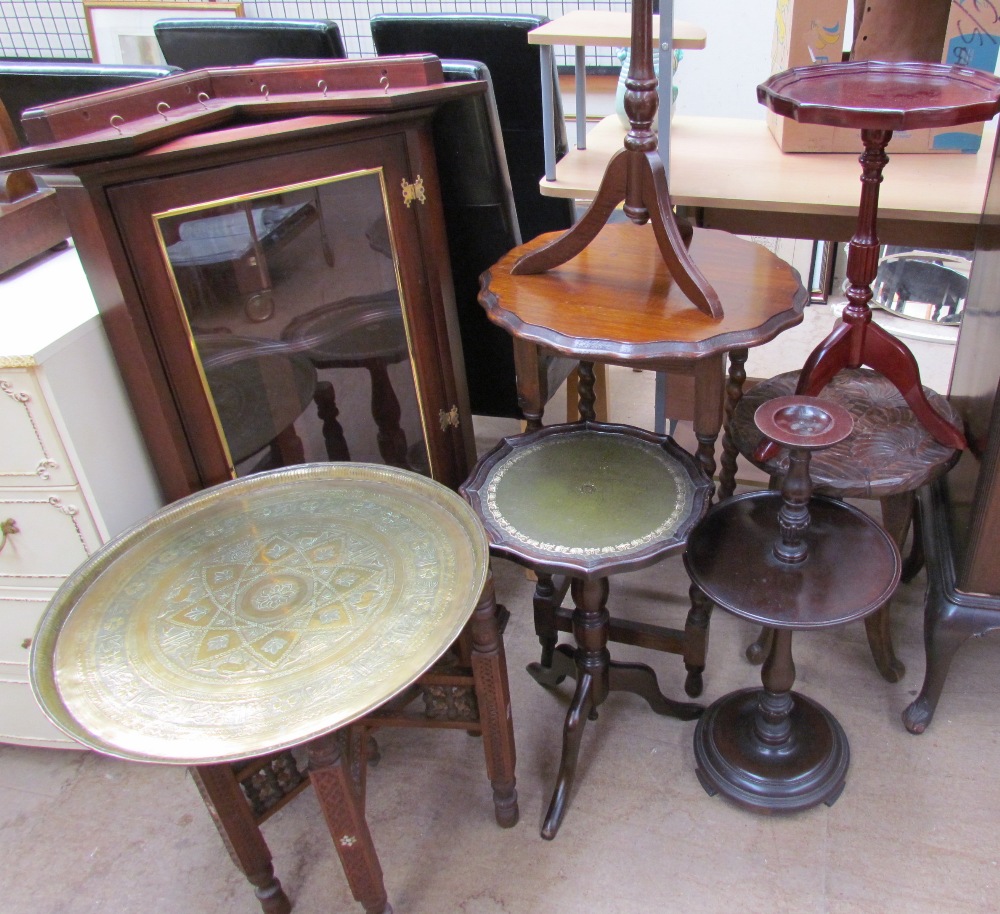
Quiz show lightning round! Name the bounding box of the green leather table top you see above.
[464,424,710,576]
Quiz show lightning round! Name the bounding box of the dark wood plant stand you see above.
[754,61,1000,464]
[686,397,901,812]
[462,419,712,838]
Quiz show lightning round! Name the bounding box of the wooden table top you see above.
[479,221,808,363]
[541,115,996,248]
[527,12,707,50]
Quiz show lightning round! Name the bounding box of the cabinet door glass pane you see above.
[155,170,426,478]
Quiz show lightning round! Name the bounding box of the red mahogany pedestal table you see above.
[751,61,1000,469]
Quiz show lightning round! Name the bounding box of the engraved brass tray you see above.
[30,464,488,765]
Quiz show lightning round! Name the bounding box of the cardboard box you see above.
[766,0,1000,154]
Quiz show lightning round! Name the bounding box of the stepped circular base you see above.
[694,688,849,813]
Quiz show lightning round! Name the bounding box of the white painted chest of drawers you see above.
[0,244,163,749]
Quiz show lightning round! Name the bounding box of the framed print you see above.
[84,2,244,65]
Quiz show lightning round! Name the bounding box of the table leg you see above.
[682,581,713,698]
[860,492,912,683]
[469,571,519,828]
[718,348,748,501]
[366,361,410,469]
[575,45,588,151]
[692,354,726,498]
[308,733,392,914]
[541,576,609,840]
[540,45,557,180]
[513,338,545,430]
[313,380,351,462]
[191,763,291,914]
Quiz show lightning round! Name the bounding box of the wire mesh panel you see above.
[1,1,629,69]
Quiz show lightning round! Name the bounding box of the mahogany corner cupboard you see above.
[4,58,481,502]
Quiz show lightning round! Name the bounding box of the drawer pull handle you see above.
[0,517,18,554]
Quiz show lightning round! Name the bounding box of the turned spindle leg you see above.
[469,571,519,828]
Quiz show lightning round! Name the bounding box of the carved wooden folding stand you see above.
[463,0,805,838]
[2,58,518,913]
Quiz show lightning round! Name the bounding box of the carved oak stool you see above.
[727,368,960,680]
[462,420,711,838]
[29,464,517,914]
[686,397,901,812]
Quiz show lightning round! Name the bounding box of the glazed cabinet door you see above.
[106,122,472,495]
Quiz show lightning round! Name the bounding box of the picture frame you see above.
[84,2,245,66]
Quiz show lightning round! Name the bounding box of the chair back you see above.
[153,18,346,70]
[435,59,574,418]
[0,61,176,147]
[370,13,576,243]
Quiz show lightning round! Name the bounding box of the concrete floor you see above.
[1,368,998,914]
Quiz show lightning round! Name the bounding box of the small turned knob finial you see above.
[754,396,854,565]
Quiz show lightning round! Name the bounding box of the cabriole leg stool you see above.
[686,397,901,812]
[726,368,960,680]
[462,420,711,838]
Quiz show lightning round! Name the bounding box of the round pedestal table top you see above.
[684,490,900,630]
[479,221,808,363]
[759,61,1000,132]
[461,421,711,577]
[30,464,488,765]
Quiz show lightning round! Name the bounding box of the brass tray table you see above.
[30,463,513,914]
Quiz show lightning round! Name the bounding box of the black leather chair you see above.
[370,13,576,244]
[153,18,347,70]
[435,60,574,418]
[0,61,176,147]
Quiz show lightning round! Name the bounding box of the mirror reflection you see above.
[156,171,427,477]
[871,247,971,325]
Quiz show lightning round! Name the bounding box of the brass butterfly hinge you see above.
[439,405,460,430]
[401,175,426,207]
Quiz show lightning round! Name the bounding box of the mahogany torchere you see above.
[754,61,1000,464]
[686,397,901,812]
[1,58,519,913]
